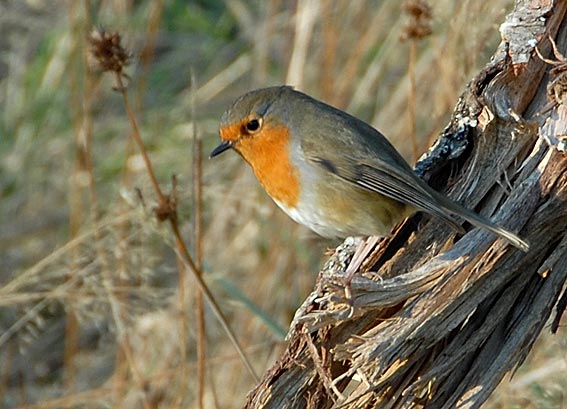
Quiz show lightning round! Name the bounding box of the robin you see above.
[210,86,529,252]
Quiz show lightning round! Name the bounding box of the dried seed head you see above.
[401,0,433,41]
[403,0,432,20]
[88,28,131,74]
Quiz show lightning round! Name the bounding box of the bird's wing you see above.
[307,153,466,233]
[297,107,528,250]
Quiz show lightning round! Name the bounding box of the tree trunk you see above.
[245,1,567,408]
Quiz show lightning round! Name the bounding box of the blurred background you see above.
[0,0,565,407]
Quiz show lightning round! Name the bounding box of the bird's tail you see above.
[431,190,529,252]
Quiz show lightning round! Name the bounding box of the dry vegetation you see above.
[0,0,565,408]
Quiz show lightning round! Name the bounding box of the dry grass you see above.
[0,0,565,408]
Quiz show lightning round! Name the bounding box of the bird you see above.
[210,85,529,252]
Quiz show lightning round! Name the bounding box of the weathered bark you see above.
[245,1,567,408]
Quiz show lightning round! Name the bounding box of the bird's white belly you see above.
[273,198,343,238]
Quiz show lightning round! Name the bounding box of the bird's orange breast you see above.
[220,122,300,208]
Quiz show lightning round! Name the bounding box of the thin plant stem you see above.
[64,0,85,392]
[409,40,418,161]
[113,73,259,383]
[191,71,207,409]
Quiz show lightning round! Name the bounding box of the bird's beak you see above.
[209,140,233,158]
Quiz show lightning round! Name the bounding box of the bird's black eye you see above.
[245,118,262,133]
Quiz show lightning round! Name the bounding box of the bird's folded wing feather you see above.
[308,153,465,233]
